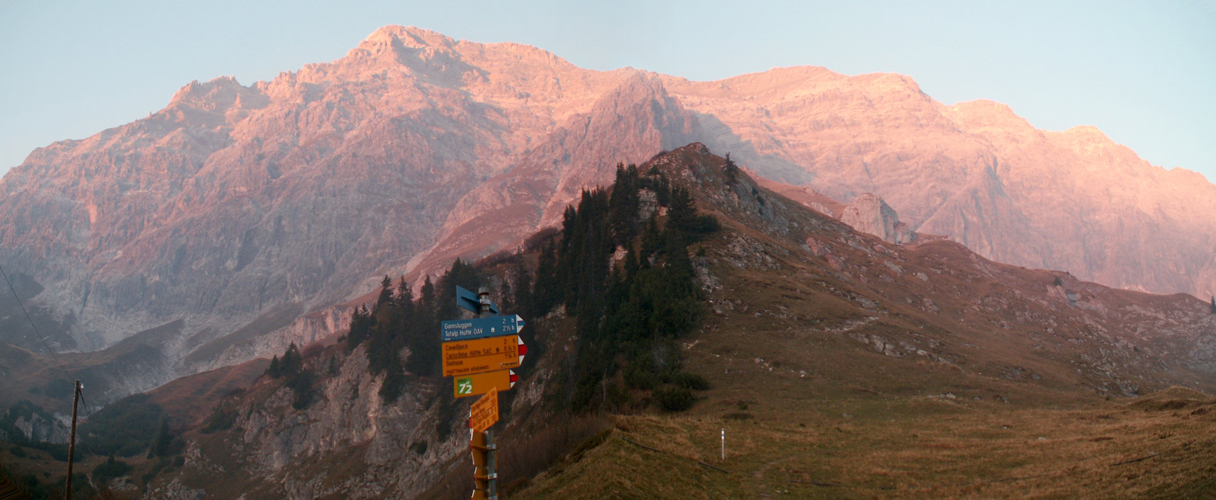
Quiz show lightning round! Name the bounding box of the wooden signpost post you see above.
[442,286,521,500]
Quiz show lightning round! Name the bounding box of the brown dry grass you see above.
[515,390,1216,499]
[512,159,1216,499]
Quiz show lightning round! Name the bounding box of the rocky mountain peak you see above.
[1053,124,1128,157]
[167,76,267,116]
[945,99,1037,133]
[348,25,460,64]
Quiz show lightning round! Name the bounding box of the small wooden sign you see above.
[469,387,499,433]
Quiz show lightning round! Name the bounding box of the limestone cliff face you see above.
[662,73,1216,298]
[839,193,916,245]
[1,25,1212,384]
[0,26,695,364]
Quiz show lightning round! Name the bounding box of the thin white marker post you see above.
[721,428,725,462]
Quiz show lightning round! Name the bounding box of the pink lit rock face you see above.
[660,70,1216,299]
[0,27,697,358]
[0,26,1212,367]
[839,193,916,245]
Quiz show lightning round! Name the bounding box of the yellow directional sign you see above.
[469,387,499,433]
[454,369,518,398]
[471,431,488,467]
[442,335,525,377]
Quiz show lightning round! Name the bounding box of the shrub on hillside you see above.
[287,371,315,410]
[200,408,235,434]
[147,419,184,458]
[77,394,164,457]
[91,455,132,485]
[671,372,711,391]
[653,386,694,412]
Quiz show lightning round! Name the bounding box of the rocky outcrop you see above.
[13,412,69,444]
[839,193,916,244]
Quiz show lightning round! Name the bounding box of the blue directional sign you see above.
[441,315,525,342]
[456,286,481,314]
[455,285,499,315]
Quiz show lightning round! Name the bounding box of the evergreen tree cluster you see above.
[265,343,314,409]
[524,164,719,411]
[147,417,184,458]
[341,261,484,404]
[331,163,716,413]
[91,455,133,486]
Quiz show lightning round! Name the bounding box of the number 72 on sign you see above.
[454,369,518,398]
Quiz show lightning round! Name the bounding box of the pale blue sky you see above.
[1,1,1213,180]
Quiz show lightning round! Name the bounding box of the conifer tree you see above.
[346,305,375,350]
[667,186,696,235]
[395,278,415,316]
[405,276,438,376]
[149,418,173,458]
[608,163,641,245]
[395,276,411,308]
[377,275,393,306]
[723,153,740,184]
[280,343,301,376]
[512,259,533,316]
[640,216,662,264]
[532,240,558,315]
[267,355,281,379]
[1210,297,1215,314]
[420,275,435,312]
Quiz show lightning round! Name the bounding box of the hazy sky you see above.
[2,0,1214,181]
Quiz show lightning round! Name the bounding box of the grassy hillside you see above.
[515,389,1216,499]
[509,144,1216,499]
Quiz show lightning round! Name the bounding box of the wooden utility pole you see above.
[64,380,81,500]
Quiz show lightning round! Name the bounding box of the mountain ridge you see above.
[0,25,1211,386]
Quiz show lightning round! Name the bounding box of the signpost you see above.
[457,285,498,315]
[442,285,521,500]
[470,431,494,500]
[469,388,500,500]
[454,369,519,398]
[469,387,499,433]
[441,315,526,342]
[442,335,526,377]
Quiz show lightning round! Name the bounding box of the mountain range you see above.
[1,25,1212,387]
[23,144,1210,499]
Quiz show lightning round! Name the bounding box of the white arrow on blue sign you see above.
[441,315,526,342]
